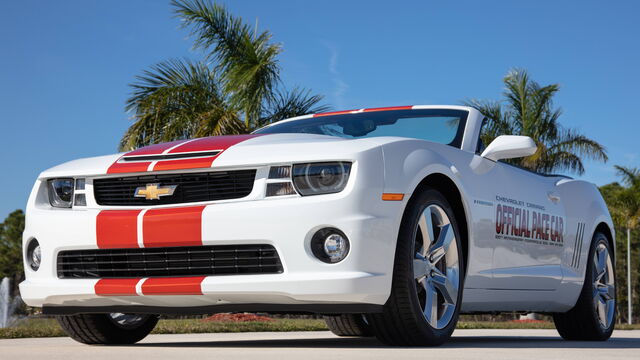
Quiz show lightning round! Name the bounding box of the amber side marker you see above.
[382,193,404,201]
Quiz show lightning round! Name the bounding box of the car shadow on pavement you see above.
[134,335,640,349]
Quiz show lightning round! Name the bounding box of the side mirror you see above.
[481,135,537,162]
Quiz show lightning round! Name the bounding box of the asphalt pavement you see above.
[2,329,639,359]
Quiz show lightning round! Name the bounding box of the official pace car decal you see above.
[476,196,565,247]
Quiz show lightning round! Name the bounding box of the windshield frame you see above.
[255,108,469,148]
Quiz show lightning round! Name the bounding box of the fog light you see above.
[311,228,350,263]
[26,239,41,271]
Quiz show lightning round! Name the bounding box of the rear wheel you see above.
[553,232,616,341]
[368,188,464,346]
[56,313,158,345]
[323,314,372,336]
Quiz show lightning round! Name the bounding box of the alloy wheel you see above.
[592,242,615,329]
[412,204,460,330]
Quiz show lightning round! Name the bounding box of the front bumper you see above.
[20,165,405,313]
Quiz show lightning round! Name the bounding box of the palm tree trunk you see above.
[628,227,632,324]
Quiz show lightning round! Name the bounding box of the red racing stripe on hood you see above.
[151,134,261,171]
[141,276,205,295]
[167,134,260,153]
[107,135,261,174]
[152,156,219,172]
[95,278,140,296]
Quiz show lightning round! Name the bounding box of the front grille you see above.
[93,169,256,206]
[57,244,283,279]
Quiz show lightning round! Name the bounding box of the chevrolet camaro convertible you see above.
[20,105,616,345]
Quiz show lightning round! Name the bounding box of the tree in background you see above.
[120,0,328,151]
[464,69,608,175]
[0,210,25,297]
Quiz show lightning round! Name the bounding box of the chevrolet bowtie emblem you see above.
[134,183,177,200]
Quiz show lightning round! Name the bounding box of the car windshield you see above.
[254,109,468,148]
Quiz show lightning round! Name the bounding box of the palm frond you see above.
[259,88,330,128]
[172,0,282,128]
[463,68,607,175]
[120,58,232,151]
[614,165,640,188]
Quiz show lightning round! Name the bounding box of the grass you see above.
[0,317,327,339]
[1,317,639,339]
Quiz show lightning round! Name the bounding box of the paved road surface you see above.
[2,329,639,359]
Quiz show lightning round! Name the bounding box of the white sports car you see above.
[20,105,616,345]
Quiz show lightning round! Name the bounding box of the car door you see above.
[475,160,565,290]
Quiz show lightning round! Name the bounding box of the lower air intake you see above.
[57,244,283,279]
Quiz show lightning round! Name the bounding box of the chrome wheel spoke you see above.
[597,284,614,301]
[595,249,607,281]
[431,269,457,304]
[597,299,607,326]
[423,283,438,327]
[429,246,446,265]
[417,208,436,255]
[431,224,454,256]
[605,284,615,301]
[605,299,615,328]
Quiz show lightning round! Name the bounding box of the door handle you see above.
[547,192,561,204]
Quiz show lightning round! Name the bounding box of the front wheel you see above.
[323,314,373,336]
[553,232,616,341]
[368,188,464,346]
[56,313,159,345]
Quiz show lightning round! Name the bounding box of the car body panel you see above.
[20,105,614,315]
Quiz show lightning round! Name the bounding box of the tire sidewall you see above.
[96,313,159,344]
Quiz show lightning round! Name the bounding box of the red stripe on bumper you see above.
[96,210,141,249]
[142,206,205,248]
[141,276,205,295]
[95,278,140,296]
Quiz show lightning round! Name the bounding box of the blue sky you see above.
[1,0,639,220]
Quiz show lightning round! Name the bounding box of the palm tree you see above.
[464,69,608,175]
[605,166,640,324]
[120,0,328,151]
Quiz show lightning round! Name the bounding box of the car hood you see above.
[39,133,401,178]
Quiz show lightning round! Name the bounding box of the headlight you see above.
[47,178,74,208]
[292,162,351,196]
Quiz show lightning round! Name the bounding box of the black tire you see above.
[368,188,465,346]
[323,314,373,336]
[553,232,616,341]
[56,313,159,345]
